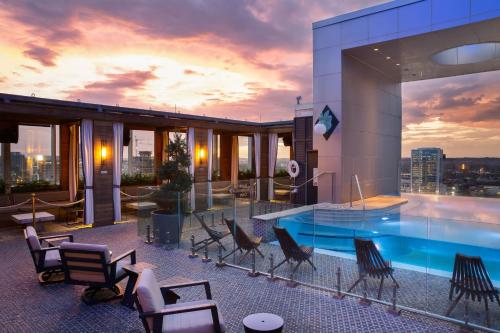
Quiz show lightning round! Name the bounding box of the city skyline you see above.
[0,1,499,157]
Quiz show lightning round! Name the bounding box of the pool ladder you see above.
[350,174,366,211]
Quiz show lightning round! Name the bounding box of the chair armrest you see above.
[140,301,222,333]
[39,246,60,252]
[39,234,74,243]
[160,280,212,299]
[111,249,136,265]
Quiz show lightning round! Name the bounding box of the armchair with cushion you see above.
[59,242,136,304]
[24,226,74,284]
[136,269,225,333]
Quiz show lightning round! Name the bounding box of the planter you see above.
[151,210,183,244]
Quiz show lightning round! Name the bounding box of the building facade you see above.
[411,148,443,194]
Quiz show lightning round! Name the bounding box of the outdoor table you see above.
[11,212,55,231]
[243,313,284,333]
[125,202,158,211]
[121,262,157,308]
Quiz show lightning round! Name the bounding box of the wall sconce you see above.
[198,147,206,165]
[100,140,108,168]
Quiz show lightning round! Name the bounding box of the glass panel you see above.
[122,129,154,176]
[10,125,60,190]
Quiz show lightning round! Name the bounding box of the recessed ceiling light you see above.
[373,48,379,51]
[396,63,400,66]
[385,56,391,60]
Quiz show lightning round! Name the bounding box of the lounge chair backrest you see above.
[25,226,41,251]
[273,226,303,261]
[451,253,496,296]
[225,218,254,250]
[137,268,164,330]
[59,242,112,283]
[354,238,390,278]
[195,212,218,238]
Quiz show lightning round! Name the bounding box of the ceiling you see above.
[343,17,500,82]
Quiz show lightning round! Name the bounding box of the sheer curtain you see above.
[253,133,261,201]
[187,128,196,211]
[231,136,239,187]
[268,133,278,201]
[112,123,123,222]
[80,119,94,225]
[207,129,213,208]
[68,124,79,202]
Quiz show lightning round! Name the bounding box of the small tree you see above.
[153,134,193,212]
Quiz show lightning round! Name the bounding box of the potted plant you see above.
[151,134,193,244]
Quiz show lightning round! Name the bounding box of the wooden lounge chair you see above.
[272,225,316,276]
[223,218,264,264]
[136,269,225,333]
[24,226,74,284]
[347,238,398,299]
[192,212,230,251]
[446,253,500,327]
[59,242,136,304]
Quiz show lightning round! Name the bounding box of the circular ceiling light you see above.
[432,42,500,65]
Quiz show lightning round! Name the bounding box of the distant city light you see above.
[36,154,44,162]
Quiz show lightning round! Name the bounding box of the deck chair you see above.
[136,269,225,333]
[192,212,230,251]
[347,238,398,299]
[24,226,74,284]
[59,242,136,304]
[272,225,316,276]
[223,218,264,264]
[446,253,500,327]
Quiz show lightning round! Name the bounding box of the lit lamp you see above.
[100,140,108,168]
[198,147,206,165]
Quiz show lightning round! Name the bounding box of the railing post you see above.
[220,211,225,225]
[211,213,215,227]
[145,224,153,244]
[267,253,276,282]
[31,193,36,229]
[215,243,225,267]
[189,235,198,258]
[202,240,211,263]
[333,267,342,299]
[248,248,259,277]
[387,283,400,315]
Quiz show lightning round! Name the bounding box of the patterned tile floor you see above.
[0,218,481,333]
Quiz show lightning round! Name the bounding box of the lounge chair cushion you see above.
[60,242,112,263]
[25,226,41,251]
[137,269,165,329]
[162,300,226,333]
[115,256,132,280]
[44,249,61,268]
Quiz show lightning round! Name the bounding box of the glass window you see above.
[10,125,60,185]
[122,130,154,176]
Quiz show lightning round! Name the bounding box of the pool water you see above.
[278,211,500,283]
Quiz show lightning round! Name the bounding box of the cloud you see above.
[21,64,42,73]
[65,68,158,105]
[22,43,59,66]
[184,69,203,76]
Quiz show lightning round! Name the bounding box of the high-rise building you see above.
[411,148,443,194]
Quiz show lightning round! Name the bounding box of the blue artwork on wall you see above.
[315,105,339,140]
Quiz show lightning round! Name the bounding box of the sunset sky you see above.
[0,0,498,158]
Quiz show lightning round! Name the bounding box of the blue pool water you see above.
[278,211,500,283]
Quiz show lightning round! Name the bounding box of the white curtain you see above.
[80,119,94,225]
[113,123,123,222]
[268,133,278,201]
[231,136,239,187]
[207,129,213,208]
[253,133,261,201]
[68,124,78,202]
[187,128,196,211]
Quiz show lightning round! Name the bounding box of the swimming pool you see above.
[277,210,500,283]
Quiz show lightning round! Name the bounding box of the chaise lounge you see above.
[272,225,316,277]
[224,218,264,264]
[192,212,230,251]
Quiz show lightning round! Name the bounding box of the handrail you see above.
[273,172,329,189]
[350,174,365,210]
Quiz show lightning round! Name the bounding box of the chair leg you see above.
[347,276,363,294]
[217,241,227,251]
[255,247,264,258]
[306,258,317,271]
[389,273,399,288]
[446,290,464,316]
[448,285,454,301]
[272,258,288,271]
[377,276,385,300]
[484,297,490,328]
[237,250,251,265]
[290,260,303,279]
